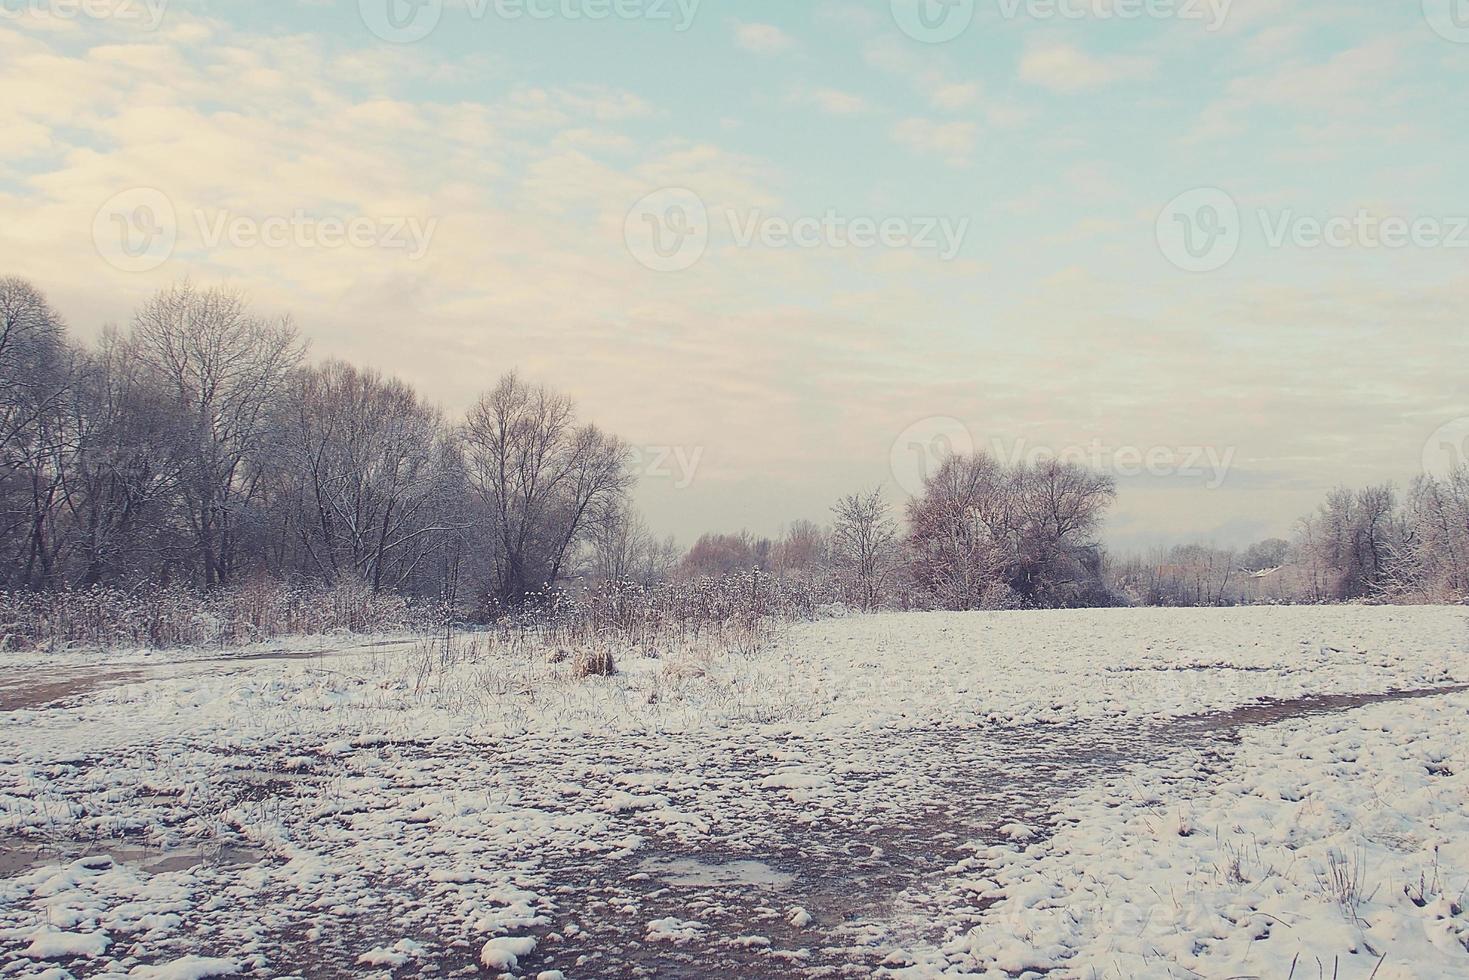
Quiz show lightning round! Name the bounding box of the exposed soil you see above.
[6,678,1464,978]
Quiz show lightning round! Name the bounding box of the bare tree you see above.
[679,531,770,579]
[0,279,75,588]
[280,360,460,591]
[1394,469,1469,601]
[60,329,187,586]
[131,282,305,587]
[830,488,897,611]
[907,453,1115,610]
[461,372,632,607]
[906,454,1016,610]
[585,505,677,586]
[1295,484,1404,600]
[771,519,828,583]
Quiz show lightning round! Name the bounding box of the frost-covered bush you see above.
[0,579,428,651]
[980,582,1025,611]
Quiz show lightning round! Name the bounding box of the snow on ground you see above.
[883,687,1469,978]
[1,606,1466,977]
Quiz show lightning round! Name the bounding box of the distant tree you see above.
[0,278,74,588]
[1295,484,1404,600]
[679,531,768,579]
[1393,468,1469,601]
[771,519,828,581]
[61,329,188,586]
[905,454,1015,610]
[1239,537,1289,572]
[829,488,897,611]
[1014,458,1116,606]
[585,505,677,586]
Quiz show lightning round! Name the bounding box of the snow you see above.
[22,929,110,958]
[888,690,1469,977]
[646,916,706,942]
[479,935,536,969]
[125,956,240,979]
[355,938,425,966]
[1,606,1466,975]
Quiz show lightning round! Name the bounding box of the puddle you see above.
[0,669,144,712]
[0,641,413,712]
[638,856,795,890]
[1162,683,1469,737]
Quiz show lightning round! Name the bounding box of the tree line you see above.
[3,275,1464,621]
[0,278,629,612]
[1110,476,1469,607]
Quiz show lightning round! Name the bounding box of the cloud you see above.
[732,21,795,55]
[930,82,981,111]
[4,7,1465,549]
[891,118,978,167]
[1185,37,1406,143]
[864,36,984,111]
[1018,43,1156,93]
[793,87,869,116]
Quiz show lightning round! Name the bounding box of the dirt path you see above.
[4,683,1463,977]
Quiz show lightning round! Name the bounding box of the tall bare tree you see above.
[281,360,461,591]
[830,488,897,611]
[60,329,187,586]
[131,282,305,587]
[462,372,631,606]
[0,278,75,588]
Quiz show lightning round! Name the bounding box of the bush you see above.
[980,582,1025,611]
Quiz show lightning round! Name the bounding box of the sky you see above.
[3,0,1468,551]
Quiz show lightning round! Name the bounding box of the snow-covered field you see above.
[2,607,1467,978]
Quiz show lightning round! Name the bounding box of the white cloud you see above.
[733,22,794,55]
[1018,43,1156,93]
[795,87,869,116]
[930,81,981,111]
[891,118,977,167]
